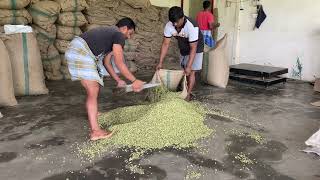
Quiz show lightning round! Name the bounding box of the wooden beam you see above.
[181,0,183,8]
[211,0,214,13]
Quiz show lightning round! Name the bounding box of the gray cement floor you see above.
[0,72,320,180]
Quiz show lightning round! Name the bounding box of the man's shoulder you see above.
[165,21,174,28]
[104,26,120,32]
[196,11,205,17]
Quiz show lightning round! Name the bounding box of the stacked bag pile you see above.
[0,0,32,26]
[0,0,180,88]
[83,0,180,71]
[28,0,62,80]
[54,0,88,79]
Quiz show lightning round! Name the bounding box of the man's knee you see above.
[188,71,197,77]
[81,80,100,98]
[87,86,99,97]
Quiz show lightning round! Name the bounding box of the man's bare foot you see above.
[185,95,192,102]
[185,93,194,102]
[90,129,113,141]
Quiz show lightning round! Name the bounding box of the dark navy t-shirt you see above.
[80,26,125,56]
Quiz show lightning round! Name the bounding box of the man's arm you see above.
[104,53,120,81]
[103,53,126,87]
[156,37,171,70]
[113,44,144,91]
[112,44,136,82]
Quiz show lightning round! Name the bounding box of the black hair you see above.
[168,6,184,23]
[203,1,211,10]
[116,17,136,31]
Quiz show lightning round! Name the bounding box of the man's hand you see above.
[131,79,145,92]
[185,66,192,76]
[156,63,163,70]
[117,79,127,88]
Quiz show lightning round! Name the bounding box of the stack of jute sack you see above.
[0,28,49,107]
[0,0,32,26]
[83,0,137,72]
[54,0,88,79]
[83,0,180,71]
[28,0,62,80]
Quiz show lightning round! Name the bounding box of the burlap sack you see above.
[150,70,187,99]
[0,0,30,9]
[123,0,150,9]
[124,39,139,52]
[0,39,17,106]
[60,54,67,66]
[56,25,82,40]
[202,34,229,88]
[41,45,63,80]
[60,65,71,80]
[58,12,87,27]
[44,71,63,80]
[113,2,136,19]
[28,1,60,31]
[153,69,184,91]
[2,33,48,96]
[84,6,113,16]
[41,44,59,60]
[43,60,63,79]
[135,30,159,41]
[127,60,137,73]
[86,0,119,8]
[137,44,151,54]
[136,6,159,21]
[140,23,163,33]
[0,9,32,25]
[32,24,56,53]
[30,0,41,4]
[55,0,88,12]
[159,7,169,23]
[86,15,116,26]
[54,39,70,53]
[82,24,106,32]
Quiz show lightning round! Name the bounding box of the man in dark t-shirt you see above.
[156,6,204,101]
[65,18,144,141]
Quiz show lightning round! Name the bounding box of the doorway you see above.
[188,0,214,19]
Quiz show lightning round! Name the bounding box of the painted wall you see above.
[217,0,320,81]
[149,0,180,8]
[150,0,189,16]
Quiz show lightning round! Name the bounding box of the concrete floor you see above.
[0,72,320,180]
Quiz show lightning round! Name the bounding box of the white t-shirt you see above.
[163,17,204,56]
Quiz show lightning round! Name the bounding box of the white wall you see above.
[236,0,320,81]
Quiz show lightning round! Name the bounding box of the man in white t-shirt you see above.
[156,6,204,101]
